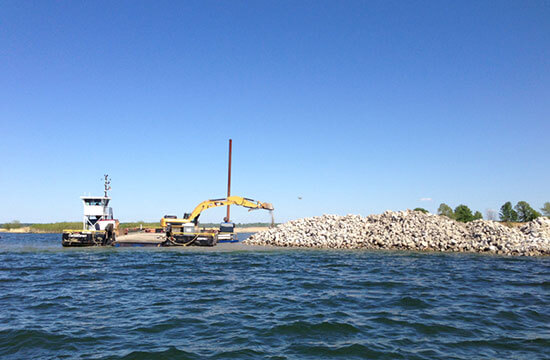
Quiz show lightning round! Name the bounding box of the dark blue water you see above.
[0,233,549,359]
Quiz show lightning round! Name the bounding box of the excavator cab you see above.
[220,221,235,233]
[218,219,236,242]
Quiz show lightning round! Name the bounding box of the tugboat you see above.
[62,175,119,247]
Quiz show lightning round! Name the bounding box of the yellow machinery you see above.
[161,196,274,246]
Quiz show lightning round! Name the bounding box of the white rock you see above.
[244,211,550,256]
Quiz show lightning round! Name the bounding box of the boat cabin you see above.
[81,196,115,231]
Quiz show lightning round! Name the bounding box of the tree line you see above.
[2,220,278,232]
[433,204,484,222]
[1,220,22,230]
[499,201,549,222]
[423,201,550,223]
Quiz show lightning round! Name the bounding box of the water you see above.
[1,233,549,359]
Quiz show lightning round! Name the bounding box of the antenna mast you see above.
[104,174,111,197]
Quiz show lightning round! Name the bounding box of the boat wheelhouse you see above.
[81,195,115,231]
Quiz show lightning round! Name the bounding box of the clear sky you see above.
[1,0,549,224]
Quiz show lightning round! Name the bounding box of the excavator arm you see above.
[161,196,274,227]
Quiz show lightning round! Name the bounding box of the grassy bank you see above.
[197,222,275,228]
[27,222,160,232]
[1,221,276,233]
[119,222,159,229]
[30,222,82,232]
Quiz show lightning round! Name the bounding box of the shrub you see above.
[3,220,22,231]
[437,203,454,219]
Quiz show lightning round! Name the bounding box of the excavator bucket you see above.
[248,202,274,212]
[261,203,274,210]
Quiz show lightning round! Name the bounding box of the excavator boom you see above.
[161,196,273,227]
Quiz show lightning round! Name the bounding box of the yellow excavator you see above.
[161,196,274,246]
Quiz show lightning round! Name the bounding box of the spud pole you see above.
[226,139,232,222]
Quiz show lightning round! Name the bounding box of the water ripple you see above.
[0,233,549,359]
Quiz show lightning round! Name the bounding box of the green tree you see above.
[473,211,483,220]
[454,205,474,222]
[514,201,541,222]
[541,202,550,217]
[414,208,428,214]
[437,203,454,219]
[499,202,518,222]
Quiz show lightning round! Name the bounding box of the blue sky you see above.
[1,0,549,223]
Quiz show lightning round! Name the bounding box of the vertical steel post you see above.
[226,139,232,222]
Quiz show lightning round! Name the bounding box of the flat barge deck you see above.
[115,232,165,247]
[114,232,245,247]
[114,232,272,251]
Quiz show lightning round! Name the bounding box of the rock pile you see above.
[244,211,550,256]
[520,216,550,241]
